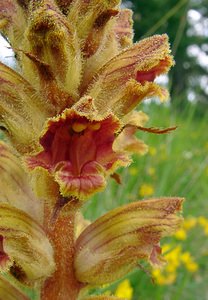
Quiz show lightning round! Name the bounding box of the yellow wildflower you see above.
[148,146,157,156]
[180,252,198,273]
[174,228,187,240]
[152,269,176,285]
[139,183,154,197]
[115,279,133,300]
[198,216,208,235]
[162,244,171,254]
[129,167,138,176]
[164,246,181,273]
[198,216,208,226]
[183,217,197,230]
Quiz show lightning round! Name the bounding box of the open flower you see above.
[27,105,129,200]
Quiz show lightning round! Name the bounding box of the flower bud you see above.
[0,204,55,282]
[74,197,183,285]
[24,0,82,97]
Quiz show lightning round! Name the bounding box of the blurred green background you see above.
[83,1,208,299]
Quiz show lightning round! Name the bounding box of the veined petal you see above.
[0,0,27,48]
[86,34,174,117]
[111,79,169,117]
[55,161,107,199]
[0,141,43,222]
[74,197,184,285]
[0,204,55,282]
[27,105,130,200]
[0,63,49,153]
[0,275,30,300]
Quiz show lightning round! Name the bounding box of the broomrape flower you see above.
[0,0,183,299]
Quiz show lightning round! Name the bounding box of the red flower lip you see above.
[27,108,129,200]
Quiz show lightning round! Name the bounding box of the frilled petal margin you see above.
[74,197,184,285]
[27,107,130,200]
[86,34,174,117]
[0,275,29,300]
[0,204,55,282]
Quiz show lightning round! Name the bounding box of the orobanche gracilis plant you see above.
[0,1,184,299]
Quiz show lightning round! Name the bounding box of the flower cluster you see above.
[0,1,183,299]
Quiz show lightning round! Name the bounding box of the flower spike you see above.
[0,0,183,298]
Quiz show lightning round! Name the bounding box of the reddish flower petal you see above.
[27,107,129,200]
[0,235,10,270]
[55,161,106,199]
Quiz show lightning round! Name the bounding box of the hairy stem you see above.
[41,198,83,300]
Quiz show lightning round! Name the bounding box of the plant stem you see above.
[41,198,83,300]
